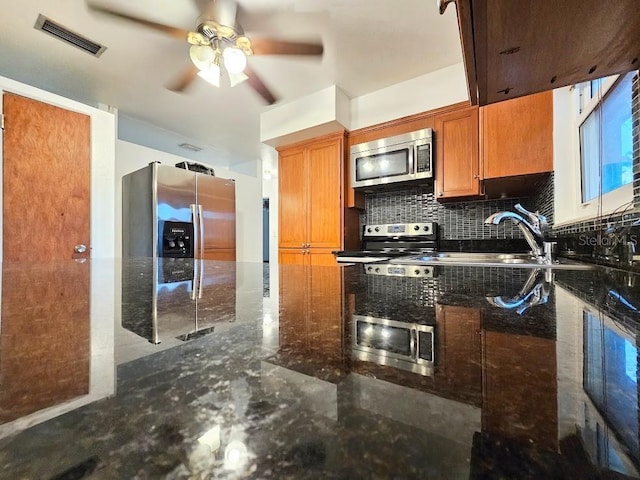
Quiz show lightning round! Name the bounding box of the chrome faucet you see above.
[484,204,553,263]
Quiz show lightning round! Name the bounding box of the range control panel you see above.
[363,222,436,238]
[364,263,434,278]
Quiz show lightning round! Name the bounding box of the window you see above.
[578,71,636,203]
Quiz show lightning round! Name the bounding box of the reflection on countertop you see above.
[0,258,638,479]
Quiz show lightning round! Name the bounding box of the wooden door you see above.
[278,147,307,250]
[435,106,481,199]
[3,93,91,261]
[482,91,553,179]
[307,137,342,249]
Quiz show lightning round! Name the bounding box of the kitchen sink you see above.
[389,251,595,270]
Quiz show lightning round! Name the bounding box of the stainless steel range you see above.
[335,222,438,263]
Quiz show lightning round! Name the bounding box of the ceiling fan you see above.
[87,0,324,104]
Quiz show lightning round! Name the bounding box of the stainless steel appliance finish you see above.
[352,315,435,376]
[334,222,438,263]
[351,128,433,189]
[363,263,435,278]
[122,162,236,260]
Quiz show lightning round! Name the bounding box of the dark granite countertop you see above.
[1,258,639,479]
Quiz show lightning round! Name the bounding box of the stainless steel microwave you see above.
[351,128,433,189]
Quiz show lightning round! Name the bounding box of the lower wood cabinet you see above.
[278,249,337,266]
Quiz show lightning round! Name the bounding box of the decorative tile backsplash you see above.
[361,173,555,240]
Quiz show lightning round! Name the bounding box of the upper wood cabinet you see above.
[278,131,360,264]
[481,91,553,179]
[434,105,481,200]
[452,0,640,106]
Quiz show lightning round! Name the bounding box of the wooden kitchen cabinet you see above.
[481,91,553,179]
[278,130,359,265]
[479,91,553,197]
[449,0,640,106]
[434,105,481,200]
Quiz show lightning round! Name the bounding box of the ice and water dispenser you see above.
[161,221,194,258]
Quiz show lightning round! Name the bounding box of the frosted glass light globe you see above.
[222,47,247,74]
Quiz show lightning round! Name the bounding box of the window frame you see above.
[572,73,634,217]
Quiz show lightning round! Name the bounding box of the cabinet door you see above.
[307,138,343,248]
[308,249,338,266]
[482,91,553,179]
[278,147,308,249]
[278,249,307,265]
[435,106,481,199]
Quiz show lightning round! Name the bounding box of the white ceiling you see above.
[0,0,463,167]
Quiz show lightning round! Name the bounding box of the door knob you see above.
[74,244,87,254]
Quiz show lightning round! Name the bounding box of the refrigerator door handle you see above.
[197,204,204,259]
[190,259,197,301]
[190,203,199,259]
[198,257,204,299]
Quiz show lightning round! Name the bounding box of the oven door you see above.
[352,315,435,375]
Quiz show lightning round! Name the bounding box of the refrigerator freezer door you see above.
[196,175,236,260]
[156,165,197,257]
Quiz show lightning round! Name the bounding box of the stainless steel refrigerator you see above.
[122,162,236,260]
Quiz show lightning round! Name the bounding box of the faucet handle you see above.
[515,204,548,232]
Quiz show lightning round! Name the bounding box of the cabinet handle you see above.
[473,174,479,179]
[438,0,456,14]
[438,192,444,197]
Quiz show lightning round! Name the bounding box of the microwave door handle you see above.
[410,327,417,360]
[408,145,415,176]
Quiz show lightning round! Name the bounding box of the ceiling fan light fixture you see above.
[222,47,247,74]
[197,61,221,87]
[189,44,216,71]
[228,71,248,87]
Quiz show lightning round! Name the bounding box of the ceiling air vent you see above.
[178,143,203,152]
[34,14,107,57]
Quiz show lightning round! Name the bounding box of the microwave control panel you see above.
[415,143,431,173]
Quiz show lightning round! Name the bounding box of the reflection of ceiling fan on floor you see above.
[87,0,324,104]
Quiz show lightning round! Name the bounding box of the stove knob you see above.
[414,225,420,231]
[424,268,431,275]
[367,227,372,233]
[423,225,430,231]
[375,267,380,273]
[375,227,380,232]
[367,266,373,272]
[414,269,421,275]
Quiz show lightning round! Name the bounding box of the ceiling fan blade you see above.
[166,65,200,92]
[250,38,323,56]
[87,4,191,40]
[244,66,277,105]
